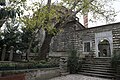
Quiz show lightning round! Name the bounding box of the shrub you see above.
[111,49,120,69]
[67,50,81,74]
[0,61,59,70]
[39,60,47,64]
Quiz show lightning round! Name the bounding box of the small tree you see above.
[111,49,120,69]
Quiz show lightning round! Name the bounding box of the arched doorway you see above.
[98,39,111,57]
[95,31,113,57]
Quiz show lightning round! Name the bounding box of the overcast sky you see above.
[88,1,120,27]
[27,0,120,28]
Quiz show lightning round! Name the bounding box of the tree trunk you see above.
[37,0,53,60]
[47,0,51,7]
[39,30,53,60]
[26,38,33,61]
[26,29,39,61]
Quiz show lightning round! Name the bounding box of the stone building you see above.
[49,22,120,58]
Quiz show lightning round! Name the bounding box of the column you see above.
[9,46,14,61]
[1,44,6,61]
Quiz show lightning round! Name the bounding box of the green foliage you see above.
[0,8,16,19]
[21,27,39,53]
[111,49,120,69]
[62,0,117,23]
[9,0,26,2]
[20,4,61,35]
[67,50,81,74]
[0,61,59,70]
[0,0,5,3]
[0,19,22,51]
[0,18,39,57]
[0,0,5,6]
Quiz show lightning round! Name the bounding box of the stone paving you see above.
[49,74,111,80]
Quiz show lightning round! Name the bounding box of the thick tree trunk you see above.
[37,0,53,60]
[47,0,51,7]
[39,31,53,60]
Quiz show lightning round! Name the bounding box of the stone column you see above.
[9,46,14,61]
[1,44,6,61]
[59,57,68,75]
[0,47,1,60]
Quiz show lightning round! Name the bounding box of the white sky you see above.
[88,1,120,28]
[27,0,120,28]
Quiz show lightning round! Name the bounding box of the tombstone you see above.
[9,46,14,61]
[1,44,6,61]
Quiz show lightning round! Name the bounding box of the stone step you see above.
[86,58,111,60]
[80,70,114,76]
[83,62,111,65]
[79,72,115,79]
[92,64,111,67]
[84,60,111,63]
[81,68,115,73]
[82,66,115,70]
[94,62,111,64]
[93,59,111,61]
[82,64,112,68]
[85,59,111,61]
[82,66,113,70]
[81,67,114,72]
[94,57,111,59]
[81,66,114,69]
[79,58,116,79]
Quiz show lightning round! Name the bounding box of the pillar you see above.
[1,44,6,61]
[9,46,14,61]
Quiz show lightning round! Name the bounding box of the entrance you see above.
[95,31,113,57]
[98,39,111,57]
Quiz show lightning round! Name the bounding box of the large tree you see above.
[8,0,118,60]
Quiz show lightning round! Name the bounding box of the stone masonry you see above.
[49,22,120,58]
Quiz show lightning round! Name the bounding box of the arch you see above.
[98,39,111,57]
[95,31,113,57]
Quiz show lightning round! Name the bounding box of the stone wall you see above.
[0,68,61,80]
[76,22,120,56]
[26,68,60,80]
[49,21,85,57]
[50,22,120,57]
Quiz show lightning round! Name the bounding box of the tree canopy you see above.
[1,0,118,30]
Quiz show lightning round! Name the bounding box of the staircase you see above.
[79,57,116,79]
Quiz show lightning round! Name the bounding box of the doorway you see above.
[98,39,111,57]
[95,31,113,57]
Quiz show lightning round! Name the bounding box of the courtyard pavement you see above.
[49,74,111,80]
